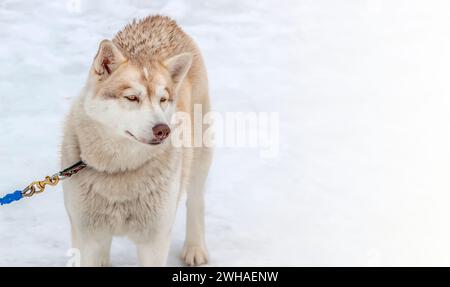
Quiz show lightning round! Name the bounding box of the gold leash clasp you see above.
[22,175,60,197]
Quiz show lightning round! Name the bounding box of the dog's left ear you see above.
[164,53,192,91]
[93,40,126,81]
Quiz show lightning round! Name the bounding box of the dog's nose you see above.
[152,123,171,140]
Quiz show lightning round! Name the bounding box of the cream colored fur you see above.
[61,15,212,267]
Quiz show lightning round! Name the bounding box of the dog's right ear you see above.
[93,40,126,80]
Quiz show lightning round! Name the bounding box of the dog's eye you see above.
[125,95,139,102]
[160,97,168,103]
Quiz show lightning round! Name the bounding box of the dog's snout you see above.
[152,123,171,140]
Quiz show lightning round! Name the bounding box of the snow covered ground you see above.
[2,0,450,266]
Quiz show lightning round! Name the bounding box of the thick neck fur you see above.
[71,91,173,174]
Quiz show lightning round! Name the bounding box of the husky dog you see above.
[61,15,212,267]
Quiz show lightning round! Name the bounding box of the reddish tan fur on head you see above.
[89,16,195,108]
[112,15,196,64]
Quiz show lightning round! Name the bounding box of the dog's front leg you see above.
[78,230,112,267]
[135,232,171,267]
[182,148,212,266]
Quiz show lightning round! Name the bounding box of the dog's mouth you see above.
[125,131,164,145]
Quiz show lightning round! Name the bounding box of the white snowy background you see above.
[1,0,450,266]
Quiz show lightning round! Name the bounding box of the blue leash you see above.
[0,190,23,206]
[0,161,86,207]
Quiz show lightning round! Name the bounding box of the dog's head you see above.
[83,40,192,146]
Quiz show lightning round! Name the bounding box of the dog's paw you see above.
[181,243,209,266]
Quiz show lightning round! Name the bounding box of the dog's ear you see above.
[164,53,192,91]
[93,40,126,80]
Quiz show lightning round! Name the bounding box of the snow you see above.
[2,0,450,266]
